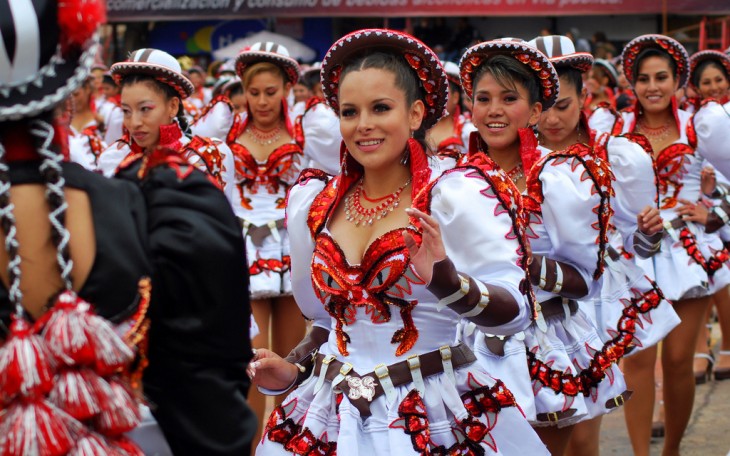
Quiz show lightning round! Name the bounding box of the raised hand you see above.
[403,207,447,284]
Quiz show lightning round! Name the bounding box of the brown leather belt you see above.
[313,344,476,417]
[539,297,578,319]
[535,390,632,423]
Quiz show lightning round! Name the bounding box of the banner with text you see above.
[107,0,728,22]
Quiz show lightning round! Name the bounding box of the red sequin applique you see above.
[263,400,338,455]
[249,255,291,277]
[678,226,730,277]
[183,136,226,189]
[526,143,615,280]
[306,176,423,356]
[390,378,519,455]
[653,143,694,209]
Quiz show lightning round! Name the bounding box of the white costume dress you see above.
[191,96,341,299]
[257,144,548,455]
[68,120,107,172]
[583,132,680,355]
[591,104,730,300]
[468,130,628,427]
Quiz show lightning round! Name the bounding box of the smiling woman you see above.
[248,29,548,456]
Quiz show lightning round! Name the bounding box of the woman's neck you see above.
[640,106,674,128]
[540,124,586,151]
[487,142,522,172]
[361,162,412,198]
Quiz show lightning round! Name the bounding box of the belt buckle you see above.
[345,375,377,402]
[547,412,560,422]
[612,394,625,408]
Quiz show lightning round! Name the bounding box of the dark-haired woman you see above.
[529,35,678,456]
[584,58,619,114]
[98,49,237,204]
[592,35,730,456]
[426,61,476,158]
[103,48,257,455]
[456,37,626,456]
[687,50,730,384]
[67,76,107,171]
[0,1,151,454]
[249,29,547,455]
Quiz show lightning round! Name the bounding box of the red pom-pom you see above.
[57,0,106,54]
[93,380,140,436]
[48,368,104,421]
[0,398,74,456]
[38,292,97,367]
[39,291,133,375]
[0,316,55,403]
[67,433,113,456]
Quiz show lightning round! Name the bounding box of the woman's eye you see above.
[476,96,489,103]
[341,108,356,118]
[374,103,390,113]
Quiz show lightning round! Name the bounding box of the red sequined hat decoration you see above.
[621,34,690,89]
[689,50,730,90]
[320,29,449,131]
[459,38,560,109]
[235,42,300,86]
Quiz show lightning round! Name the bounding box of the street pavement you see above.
[600,323,730,455]
[599,376,730,455]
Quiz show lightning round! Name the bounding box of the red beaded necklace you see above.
[345,178,411,227]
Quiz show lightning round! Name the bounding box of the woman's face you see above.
[338,67,424,173]
[293,83,312,103]
[244,71,290,127]
[538,75,585,149]
[121,81,179,152]
[471,72,542,154]
[697,63,730,100]
[71,83,93,111]
[230,91,247,115]
[633,55,678,115]
[586,67,609,95]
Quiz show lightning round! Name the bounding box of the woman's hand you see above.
[247,348,298,391]
[676,199,709,225]
[701,166,717,197]
[403,207,447,284]
[637,206,664,235]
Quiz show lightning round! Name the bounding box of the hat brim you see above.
[689,50,730,90]
[622,34,689,89]
[235,51,300,86]
[549,53,594,74]
[0,38,98,122]
[321,29,448,131]
[111,61,195,99]
[460,40,559,110]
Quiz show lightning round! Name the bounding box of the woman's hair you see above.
[340,51,427,146]
[557,67,584,96]
[692,59,729,89]
[0,111,74,308]
[632,47,677,84]
[473,55,541,105]
[594,66,616,89]
[300,70,320,92]
[119,74,190,134]
[241,62,287,89]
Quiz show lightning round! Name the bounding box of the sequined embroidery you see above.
[526,143,615,280]
[263,400,337,455]
[653,143,694,210]
[183,136,226,189]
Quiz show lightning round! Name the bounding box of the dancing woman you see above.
[458,37,628,455]
[528,35,677,456]
[592,35,730,456]
[248,29,548,455]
